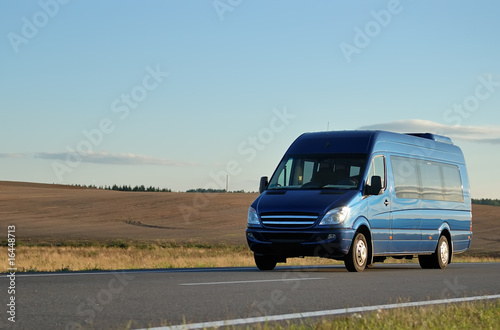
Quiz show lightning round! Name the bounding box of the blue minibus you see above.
[246,130,472,272]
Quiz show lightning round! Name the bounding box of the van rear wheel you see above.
[419,235,449,269]
[254,254,277,271]
[344,232,368,272]
[434,235,449,269]
[418,255,434,269]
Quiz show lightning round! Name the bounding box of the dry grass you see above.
[0,243,340,272]
[247,300,500,329]
[1,242,497,273]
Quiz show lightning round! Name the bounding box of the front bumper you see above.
[246,228,355,259]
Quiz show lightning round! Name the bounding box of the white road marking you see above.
[179,277,325,286]
[140,294,500,330]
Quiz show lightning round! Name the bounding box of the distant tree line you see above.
[185,188,249,193]
[186,188,226,193]
[108,185,172,192]
[68,184,253,193]
[70,184,171,192]
[472,198,500,207]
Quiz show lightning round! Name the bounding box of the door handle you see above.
[384,200,390,206]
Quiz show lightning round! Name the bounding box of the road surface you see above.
[1,263,500,329]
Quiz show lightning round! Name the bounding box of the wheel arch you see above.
[352,217,373,266]
[438,222,453,264]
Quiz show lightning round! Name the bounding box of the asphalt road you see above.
[2,263,500,329]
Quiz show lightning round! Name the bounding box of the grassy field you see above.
[247,300,500,330]
[1,242,335,272]
[127,299,500,329]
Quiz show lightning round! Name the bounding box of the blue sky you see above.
[1,0,499,197]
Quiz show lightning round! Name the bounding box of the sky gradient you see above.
[1,1,500,198]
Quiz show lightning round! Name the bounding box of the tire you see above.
[344,232,369,272]
[254,254,277,271]
[419,235,449,269]
[434,235,450,269]
[418,254,434,269]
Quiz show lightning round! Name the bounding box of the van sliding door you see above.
[390,156,422,253]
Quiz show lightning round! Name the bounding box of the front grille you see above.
[260,213,318,229]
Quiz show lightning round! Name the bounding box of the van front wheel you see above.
[345,232,368,272]
[254,254,277,271]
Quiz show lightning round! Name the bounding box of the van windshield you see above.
[267,153,367,190]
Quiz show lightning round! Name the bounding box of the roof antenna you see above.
[327,122,330,132]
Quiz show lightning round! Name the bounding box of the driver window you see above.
[366,155,386,190]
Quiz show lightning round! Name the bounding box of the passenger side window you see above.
[419,161,445,201]
[442,164,464,202]
[392,156,420,199]
[391,156,464,202]
[366,155,386,193]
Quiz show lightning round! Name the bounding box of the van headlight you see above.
[319,207,350,226]
[247,207,261,227]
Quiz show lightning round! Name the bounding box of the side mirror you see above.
[259,176,269,194]
[365,175,382,195]
[367,175,382,195]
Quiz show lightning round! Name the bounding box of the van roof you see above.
[286,130,462,159]
[405,133,453,144]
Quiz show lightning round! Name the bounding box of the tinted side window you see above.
[419,161,445,201]
[442,164,464,202]
[391,156,420,199]
[392,155,464,202]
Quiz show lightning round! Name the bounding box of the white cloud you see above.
[0,153,26,159]
[359,119,500,144]
[0,151,193,167]
[36,152,194,167]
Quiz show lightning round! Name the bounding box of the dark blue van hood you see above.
[253,189,357,216]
